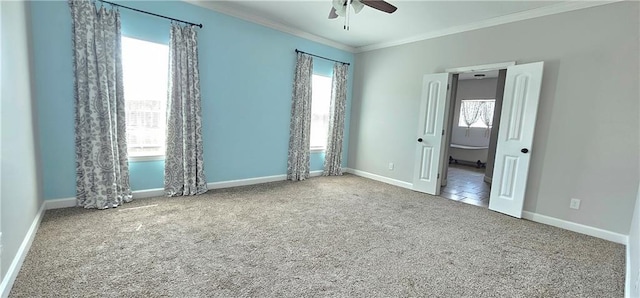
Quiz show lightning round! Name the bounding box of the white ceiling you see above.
[188,0,614,52]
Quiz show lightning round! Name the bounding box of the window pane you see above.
[122,37,169,157]
[310,75,332,149]
[458,99,496,128]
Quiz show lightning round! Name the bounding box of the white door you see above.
[413,73,451,195]
[488,62,544,218]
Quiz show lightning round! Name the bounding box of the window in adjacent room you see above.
[121,37,169,159]
[458,99,496,128]
[309,74,332,151]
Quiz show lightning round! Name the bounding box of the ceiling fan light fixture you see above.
[332,0,364,17]
[328,0,397,30]
[352,0,365,14]
[332,0,347,16]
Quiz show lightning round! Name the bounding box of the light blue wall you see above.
[30,0,354,199]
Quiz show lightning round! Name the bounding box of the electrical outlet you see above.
[569,198,581,210]
[388,162,394,170]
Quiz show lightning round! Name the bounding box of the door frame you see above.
[445,61,516,74]
[440,62,515,188]
[416,60,545,218]
[441,74,459,187]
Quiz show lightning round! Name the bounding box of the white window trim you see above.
[458,98,495,128]
[128,155,165,162]
[310,147,326,152]
[309,74,332,151]
[122,36,169,160]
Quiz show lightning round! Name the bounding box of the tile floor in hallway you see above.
[440,163,491,208]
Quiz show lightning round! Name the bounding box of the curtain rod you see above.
[295,49,350,65]
[97,0,203,28]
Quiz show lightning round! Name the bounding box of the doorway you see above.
[441,164,490,207]
[439,70,503,208]
[412,62,544,218]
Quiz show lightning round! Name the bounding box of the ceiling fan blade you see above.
[328,7,339,19]
[361,0,397,13]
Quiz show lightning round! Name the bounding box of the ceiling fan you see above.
[329,0,397,30]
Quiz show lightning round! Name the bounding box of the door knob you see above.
[417,138,423,142]
[521,148,529,153]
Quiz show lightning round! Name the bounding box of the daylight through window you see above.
[310,75,332,150]
[458,99,496,128]
[122,37,169,158]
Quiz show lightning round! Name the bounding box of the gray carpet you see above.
[10,174,624,297]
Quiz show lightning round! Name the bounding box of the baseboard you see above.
[23,172,634,296]
[0,203,45,298]
[132,188,164,199]
[626,242,631,298]
[343,169,626,244]
[44,171,328,210]
[42,188,166,210]
[44,197,76,210]
[484,176,492,184]
[521,211,628,244]
[207,174,286,189]
[309,170,323,177]
[207,170,323,190]
[42,174,628,246]
[343,168,413,190]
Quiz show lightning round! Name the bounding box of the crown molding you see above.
[183,0,357,53]
[355,0,623,53]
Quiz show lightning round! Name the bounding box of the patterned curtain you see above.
[461,100,483,137]
[480,101,495,138]
[323,63,348,176]
[164,23,208,196]
[287,53,313,181]
[69,0,132,209]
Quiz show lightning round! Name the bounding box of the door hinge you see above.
[447,84,450,90]
[437,173,440,179]
[442,129,445,135]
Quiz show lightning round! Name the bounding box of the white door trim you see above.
[445,61,516,74]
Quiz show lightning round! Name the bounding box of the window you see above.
[310,75,332,150]
[121,37,169,158]
[458,99,496,128]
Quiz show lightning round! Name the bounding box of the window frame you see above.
[128,155,165,162]
[121,36,169,162]
[457,98,496,128]
[309,74,333,152]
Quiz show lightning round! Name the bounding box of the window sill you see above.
[310,147,326,153]
[128,155,165,162]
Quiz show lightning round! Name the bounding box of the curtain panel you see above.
[164,23,208,196]
[480,101,495,138]
[461,100,483,137]
[323,63,348,176]
[69,0,133,209]
[287,53,313,181]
